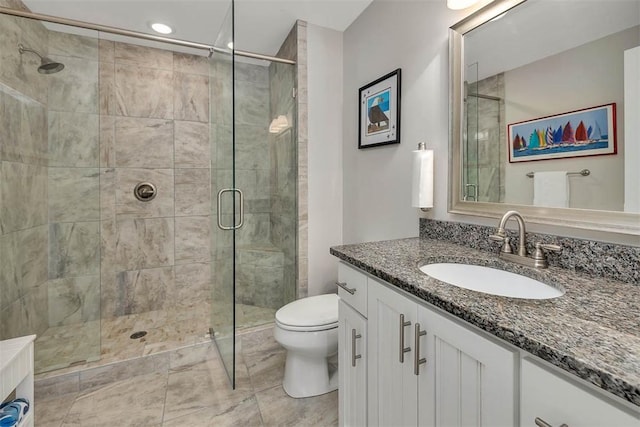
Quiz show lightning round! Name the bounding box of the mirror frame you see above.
[448,0,640,236]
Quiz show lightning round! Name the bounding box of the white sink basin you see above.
[419,263,564,300]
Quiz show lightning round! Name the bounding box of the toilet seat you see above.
[275,320,338,332]
[275,294,338,331]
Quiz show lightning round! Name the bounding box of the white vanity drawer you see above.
[520,357,639,426]
[337,262,368,317]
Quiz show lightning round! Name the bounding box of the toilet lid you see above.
[275,294,338,328]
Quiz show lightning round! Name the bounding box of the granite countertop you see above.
[330,237,640,407]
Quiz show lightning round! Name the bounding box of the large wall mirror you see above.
[449,0,640,235]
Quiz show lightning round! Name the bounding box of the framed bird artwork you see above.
[358,68,401,149]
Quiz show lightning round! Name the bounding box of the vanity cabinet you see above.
[367,276,421,426]
[338,300,367,427]
[520,357,639,427]
[367,276,516,426]
[337,262,639,427]
[338,263,368,427]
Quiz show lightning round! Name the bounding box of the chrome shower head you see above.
[18,44,65,74]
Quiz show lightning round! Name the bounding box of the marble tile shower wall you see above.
[99,40,213,319]
[0,5,50,340]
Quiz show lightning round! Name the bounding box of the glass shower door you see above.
[210,1,236,386]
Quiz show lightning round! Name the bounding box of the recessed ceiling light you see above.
[227,42,234,49]
[151,22,173,35]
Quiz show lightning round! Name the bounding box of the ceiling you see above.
[22,0,373,56]
[464,0,640,80]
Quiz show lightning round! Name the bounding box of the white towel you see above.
[533,171,569,208]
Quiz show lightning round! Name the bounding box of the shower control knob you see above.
[134,182,157,202]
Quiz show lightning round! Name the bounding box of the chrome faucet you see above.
[490,210,561,269]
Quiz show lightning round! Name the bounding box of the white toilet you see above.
[274,293,339,398]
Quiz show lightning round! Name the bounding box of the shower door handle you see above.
[463,184,478,201]
[216,188,244,230]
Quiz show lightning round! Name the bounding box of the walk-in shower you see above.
[0,0,299,389]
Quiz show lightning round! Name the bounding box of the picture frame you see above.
[507,103,616,163]
[358,69,401,149]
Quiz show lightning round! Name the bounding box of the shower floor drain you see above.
[130,331,147,339]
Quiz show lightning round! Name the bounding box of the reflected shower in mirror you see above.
[459,0,639,212]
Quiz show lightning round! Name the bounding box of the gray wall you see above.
[341,0,640,246]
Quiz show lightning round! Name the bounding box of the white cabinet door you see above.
[368,278,419,426]
[417,304,517,427]
[339,299,367,427]
[521,358,639,427]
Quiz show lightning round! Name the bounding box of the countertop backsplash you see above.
[419,218,640,285]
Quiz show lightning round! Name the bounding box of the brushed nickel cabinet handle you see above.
[336,281,356,295]
[351,328,362,367]
[399,314,411,363]
[414,323,427,375]
[535,417,568,427]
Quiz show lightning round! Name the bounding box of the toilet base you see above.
[282,351,338,398]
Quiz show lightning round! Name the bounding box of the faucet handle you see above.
[490,234,513,254]
[535,242,561,254]
[532,242,561,267]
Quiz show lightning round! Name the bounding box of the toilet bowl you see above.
[274,293,339,398]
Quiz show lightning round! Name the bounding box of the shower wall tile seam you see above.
[0,222,48,236]
[171,83,177,277]
[47,165,100,169]
[43,219,101,223]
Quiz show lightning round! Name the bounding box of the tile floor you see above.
[35,326,338,427]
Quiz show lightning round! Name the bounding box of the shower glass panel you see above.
[210,1,236,386]
[464,64,505,203]
[212,4,298,385]
[0,13,101,373]
[233,58,297,330]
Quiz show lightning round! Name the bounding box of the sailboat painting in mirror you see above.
[508,103,616,163]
